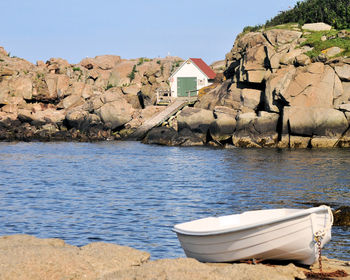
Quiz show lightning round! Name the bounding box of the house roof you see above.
[169,58,217,80]
[189,58,216,79]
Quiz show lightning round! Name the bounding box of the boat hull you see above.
[174,206,332,265]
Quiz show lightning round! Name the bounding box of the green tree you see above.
[264,0,350,29]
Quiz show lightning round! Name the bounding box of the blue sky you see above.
[0,0,298,65]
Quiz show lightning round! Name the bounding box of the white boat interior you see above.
[174,207,327,235]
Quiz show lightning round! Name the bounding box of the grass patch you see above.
[73,67,83,81]
[137,57,151,66]
[242,25,263,33]
[127,65,137,82]
[300,29,350,58]
[242,22,300,35]
[36,72,44,79]
[265,22,300,31]
[137,57,144,65]
[72,67,82,72]
[170,60,183,73]
[241,22,310,39]
[105,83,114,90]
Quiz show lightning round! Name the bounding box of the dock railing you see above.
[156,89,172,105]
[185,89,199,103]
[156,89,199,105]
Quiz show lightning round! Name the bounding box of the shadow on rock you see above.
[333,206,350,226]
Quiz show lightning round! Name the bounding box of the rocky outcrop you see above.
[0,234,349,280]
[0,47,179,141]
[160,24,350,149]
[233,112,279,148]
[0,235,149,280]
[142,127,179,146]
[79,55,122,71]
[195,80,241,110]
[302,22,332,31]
[145,24,350,149]
[210,60,226,73]
[142,126,204,146]
[226,25,350,148]
[283,107,348,138]
[105,258,306,280]
[333,206,350,226]
[265,63,340,111]
[95,88,135,130]
[177,107,215,140]
[210,106,237,142]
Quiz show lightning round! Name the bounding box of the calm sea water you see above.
[0,141,348,261]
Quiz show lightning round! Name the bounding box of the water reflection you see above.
[0,142,348,261]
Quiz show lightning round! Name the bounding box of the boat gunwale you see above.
[173,205,331,236]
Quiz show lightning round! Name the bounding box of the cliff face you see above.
[0,46,182,141]
[188,23,350,148]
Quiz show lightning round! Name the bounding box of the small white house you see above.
[169,58,216,98]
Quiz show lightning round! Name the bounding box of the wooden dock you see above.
[128,97,196,140]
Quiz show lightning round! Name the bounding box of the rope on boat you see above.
[313,205,334,272]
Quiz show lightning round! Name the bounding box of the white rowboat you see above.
[173,205,333,265]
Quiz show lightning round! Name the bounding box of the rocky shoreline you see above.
[144,23,350,148]
[2,23,350,148]
[0,46,183,142]
[0,234,349,280]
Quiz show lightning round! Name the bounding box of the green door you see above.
[177,77,197,97]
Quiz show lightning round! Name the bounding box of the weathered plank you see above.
[129,98,192,140]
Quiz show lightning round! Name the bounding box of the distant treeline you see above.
[244,0,350,32]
